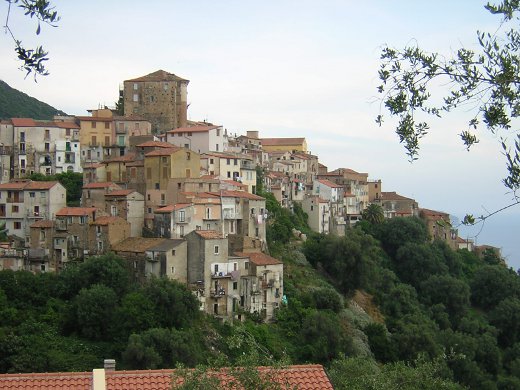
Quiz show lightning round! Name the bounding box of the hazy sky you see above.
[1,1,519,267]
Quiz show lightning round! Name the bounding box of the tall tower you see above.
[123,70,189,133]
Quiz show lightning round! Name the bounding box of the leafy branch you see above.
[3,0,60,80]
[376,1,520,191]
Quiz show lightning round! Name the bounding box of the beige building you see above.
[201,152,257,193]
[104,189,145,237]
[380,191,419,218]
[28,220,55,273]
[261,137,307,153]
[123,70,189,132]
[0,180,66,244]
[82,182,122,209]
[88,215,131,255]
[302,195,330,234]
[112,237,188,283]
[164,124,227,154]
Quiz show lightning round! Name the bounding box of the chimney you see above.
[104,359,116,371]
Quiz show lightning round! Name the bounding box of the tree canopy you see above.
[377,1,520,197]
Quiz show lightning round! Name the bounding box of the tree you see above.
[362,203,385,225]
[490,297,520,346]
[3,0,60,79]
[377,1,520,193]
[470,265,520,309]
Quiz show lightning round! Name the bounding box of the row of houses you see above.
[0,70,499,323]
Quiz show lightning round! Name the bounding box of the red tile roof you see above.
[104,189,136,197]
[420,208,449,218]
[316,179,343,189]
[0,365,333,389]
[83,182,121,190]
[155,203,191,213]
[10,118,36,127]
[261,137,306,146]
[235,251,282,266]
[30,220,54,228]
[104,153,138,163]
[25,181,60,190]
[125,69,189,83]
[111,237,169,253]
[194,230,225,239]
[90,216,127,226]
[136,141,176,148]
[381,191,415,202]
[166,125,220,134]
[54,121,80,129]
[56,207,97,216]
[0,180,59,190]
[145,147,181,157]
[208,190,265,201]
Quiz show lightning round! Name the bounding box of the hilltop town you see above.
[0,69,499,322]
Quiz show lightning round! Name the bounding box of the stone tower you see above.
[123,70,189,133]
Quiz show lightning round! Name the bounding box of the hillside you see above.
[0,80,66,120]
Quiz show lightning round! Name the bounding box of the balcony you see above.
[211,271,231,279]
[210,288,226,298]
[222,209,236,219]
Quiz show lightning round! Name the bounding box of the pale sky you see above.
[1,1,519,267]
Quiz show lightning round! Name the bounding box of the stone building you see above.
[123,70,189,132]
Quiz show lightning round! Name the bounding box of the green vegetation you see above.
[0,80,65,120]
[2,205,520,388]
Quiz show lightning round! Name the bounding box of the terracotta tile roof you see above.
[30,220,54,228]
[194,230,225,239]
[126,160,144,167]
[111,237,169,253]
[90,216,127,226]
[54,121,80,129]
[0,180,58,190]
[208,190,265,201]
[261,137,306,146]
[0,181,27,190]
[145,147,181,157]
[420,208,449,218]
[318,197,329,204]
[104,189,136,197]
[136,141,176,148]
[0,371,91,388]
[25,181,60,190]
[0,365,332,389]
[381,191,415,202]
[166,125,220,134]
[343,192,355,197]
[56,207,97,216]
[155,203,191,213]
[316,179,343,189]
[125,69,189,83]
[83,182,121,190]
[10,118,36,127]
[235,251,282,266]
[104,153,138,163]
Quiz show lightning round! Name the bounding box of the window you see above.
[171,266,175,274]
[155,182,160,190]
[216,129,220,136]
[186,152,191,160]
[207,224,211,230]
[21,159,26,168]
[177,183,182,190]
[40,191,46,198]
[210,158,214,164]
[133,83,138,90]
[216,144,219,151]
[162,156,167,163]
[80,216,86,224]
[29,192,35,198]
[147,207,152,213]
[184,143,189,149]
[92,121,97,128]
[234,159,238,165]
[66,128,70,136]
[233,282,238,290]
[105,122,110,129]
[98,241,103,251]
[171,250,176,256]
[179,210,185,222]
[12,205,19,213]
[111,205,117,216]
[245,261,249,270]
[44,143,50,152]
[227,159,230,165]
[234,262,238,271]
[214,245,219,255]
[133,94,138,102]
[14,221,21,229]
[179,225,184,237]
[227,172,231,178]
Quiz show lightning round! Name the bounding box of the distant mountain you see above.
[0,80,66,120]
